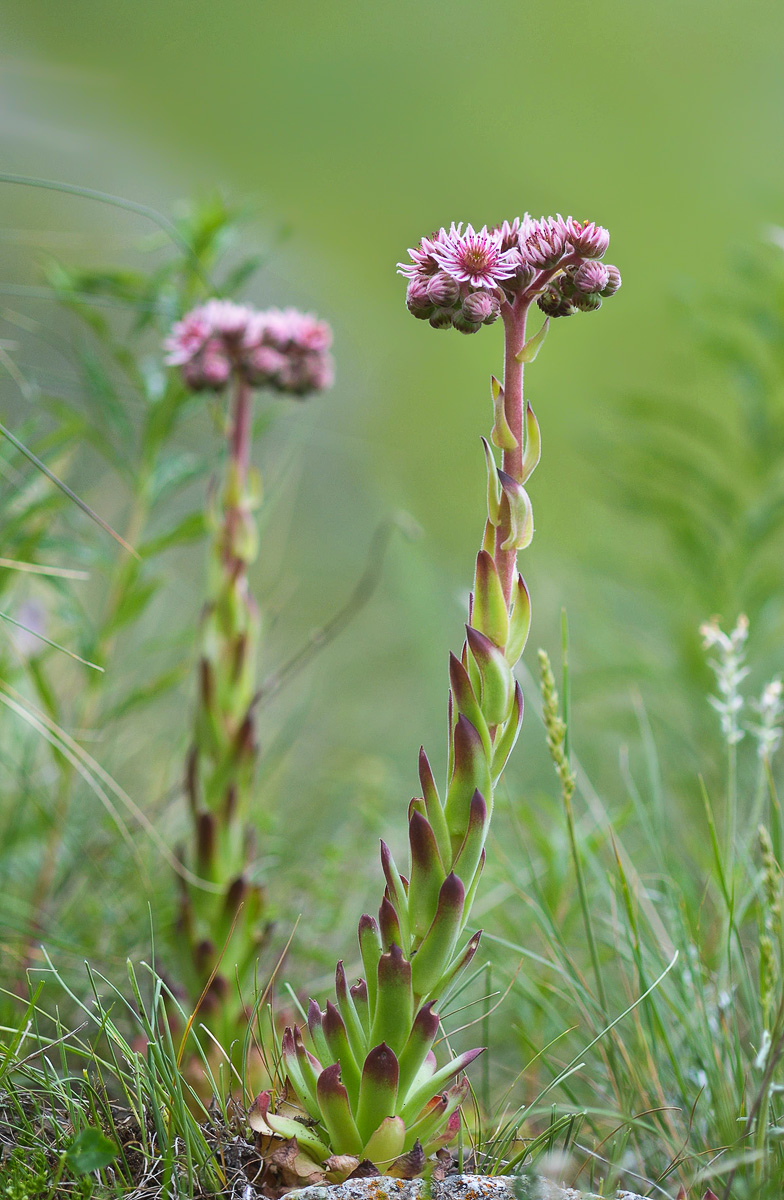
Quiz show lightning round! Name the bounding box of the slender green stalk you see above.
[538,648,610,1025]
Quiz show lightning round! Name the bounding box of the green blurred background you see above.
[3,0,784,974]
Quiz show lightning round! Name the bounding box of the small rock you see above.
[283,1173,647,1200]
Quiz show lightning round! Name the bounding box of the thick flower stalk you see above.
[165,300,333,1022]
[257,217,620,1181]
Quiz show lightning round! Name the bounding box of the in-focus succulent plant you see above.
[257,216,620,1182]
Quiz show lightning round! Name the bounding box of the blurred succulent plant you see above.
[0,196,265,974]
[254,214,621,1184]
[166,299,333,1027]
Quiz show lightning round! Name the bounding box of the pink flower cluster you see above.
[164,299,334,396]
[398,215,621,333]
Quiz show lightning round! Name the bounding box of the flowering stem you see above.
[497,299,529,604]
[231,375,253,482]
[179,368,264,1035]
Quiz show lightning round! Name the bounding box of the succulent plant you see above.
[166,300,333,1028]
[256,215,621,1182]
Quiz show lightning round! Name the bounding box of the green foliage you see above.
[0,956,257,1198]
[469,613,784,1195]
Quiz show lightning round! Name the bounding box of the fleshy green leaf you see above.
[482,438,502,526]
[521,402,541,481]
[490,376,517,450]
[515,316,549,363]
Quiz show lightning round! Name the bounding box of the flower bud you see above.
[406,278,434,320]
[491,217,521,251]
[520,218,567,268]
[573,261,610,294]
[184,350,232,391]
[600,264,622,296]
[537,285,576,319]
[461,290,500,325]
[573,291,603,312]
[566,218,610,259]
[426,271,461,308]
[243,345,288,386]
[500,250,536,296]
[556,269,578,299]
[451,312,482,335]
[429,307,454,330]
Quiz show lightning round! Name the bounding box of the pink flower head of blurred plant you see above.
[399,213,620,332]
[165,300,333,396]
[243,307,334,396]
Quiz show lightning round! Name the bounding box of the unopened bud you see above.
[573,291,602,312]
[406,278,434,320]
[573,261,609,294]
[537,285,576,318]
[601,264,622,296]
[500,249,536,295]
[462,290,500,325]
[427,271,461,308]
[451,312,482,335]
[202,353,232,387]
[429,307,454,330]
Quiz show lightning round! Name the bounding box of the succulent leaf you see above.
[521,402,541,481]
[452,790,489,893]
[482,438,503,526]
[448,653,491,760]
[491,682,524,779]
[397,1002,440,1101]
[350,979,370,1037]
[465,625,515,726]
[398,1047,484,1125]
[514,316,549,363]
[506,574,532,664]
[281,1027,321,1121]
[472,550,509,648]
[444,715,492,848]
[370,946,414,1054]
[316,1064,364,1157]
[307,1000,330,1066]
[417,747,451,867]
[378,895,404,952]
[498,471,534,551]
[410,874,465,1000]
[490,376,517,450]
[336,961,368,1064]
[380,841,411,949]
[358,915,382,1013]
[407,811,446,941]
[251,1093,332,1163]
[436,929,482,992]
[356,1044,399,1144]
[323,1003,361,1107]
[362,1115,406,1165]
